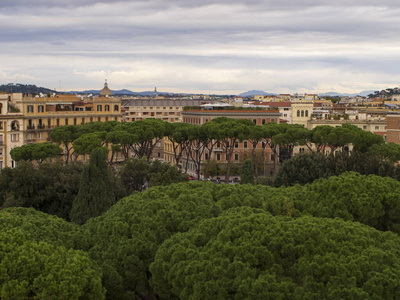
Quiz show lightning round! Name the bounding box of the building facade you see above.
[0,92,121,170]
[179,105,281,178]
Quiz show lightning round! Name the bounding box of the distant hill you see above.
[67,89,174,96]
[318,90,375,97]
[0,83,56,95]
[238,90,276,97]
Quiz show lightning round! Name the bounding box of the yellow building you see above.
[0,87,121,169]
[0,93,24,169]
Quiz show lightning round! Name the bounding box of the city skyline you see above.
[1,0,400,94]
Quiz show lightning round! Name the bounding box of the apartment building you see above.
[121,98,206,123]
[0,93,24,169]
[179,104,281,177]
[0,87,121,169]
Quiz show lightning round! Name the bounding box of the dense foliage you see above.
[3,148,400,299]
[274,151,397,187]
[151,207,400,299]
[0,161,84,220]
[70,148,116,225]
[81,172,400,299]
[0,208,105,299]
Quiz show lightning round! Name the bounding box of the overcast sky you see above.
[1,0,400,94]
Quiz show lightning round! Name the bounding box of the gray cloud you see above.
[1,0,400,93]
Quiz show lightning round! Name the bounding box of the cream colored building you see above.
[291,100,314,127]
[121,99,207,123]
[0,93,24,169]
[0,88,121,170]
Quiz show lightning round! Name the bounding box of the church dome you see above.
[100,80,112,96]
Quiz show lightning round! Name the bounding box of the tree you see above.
[211,118,254,183]
[0,208,104,299]
[10,143,62,163]
[70,148,116,225]
[165,122,194,167]
[83,182,221,299]
[271,123,310,162]
[49,125,80,164]
[0,161,84,221]
[117,157,150,194]
[150,207,400,299]
[73,132,107,157]
[240,159,255,184]
[147,160,189,187]
[274,152,331,187]
[369,142,400,162]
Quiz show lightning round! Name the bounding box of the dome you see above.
[100,80,112,96]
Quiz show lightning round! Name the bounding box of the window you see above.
[253,119,257,124]
[375,126,379,130]
[38,132,43,139]
[65,118,68,125]
[262,119,266,124]
[216,153,221,161]
[205,153,208,160]
[234,153,239,161]
[98,117,101,122]
[90,117,93,122]
[27,105,34,113]
[105,117,108,121]
[11,134,19,142]
[305,110,308,117]
[105,105,110,112]
[81,118,85,124]
[0,161,2,169]
[114,105,119,111]
[0,135,3,145]
[74,118,77,125]
[97,105,102,112]
[38,105,44,113]
[244,141,248,149]
[301,110,304,117]
[0,148,3,155]
[235,141,239,148]
[56,119,60,127]
[297,110,300,117]
[363,126,367,130]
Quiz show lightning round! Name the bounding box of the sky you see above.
[1,0,400,95]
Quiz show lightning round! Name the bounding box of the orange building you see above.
[179,104,281,179]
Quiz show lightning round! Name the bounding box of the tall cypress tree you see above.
[240,159,255,185]
[70,148,116,225]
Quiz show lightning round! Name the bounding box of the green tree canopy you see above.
[10,143,62,163]
[369,142,400,162]
[83,181,221,299]
[150,207,400,299]
[0,208,104,299]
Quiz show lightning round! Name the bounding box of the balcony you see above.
[26,125,36,130]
